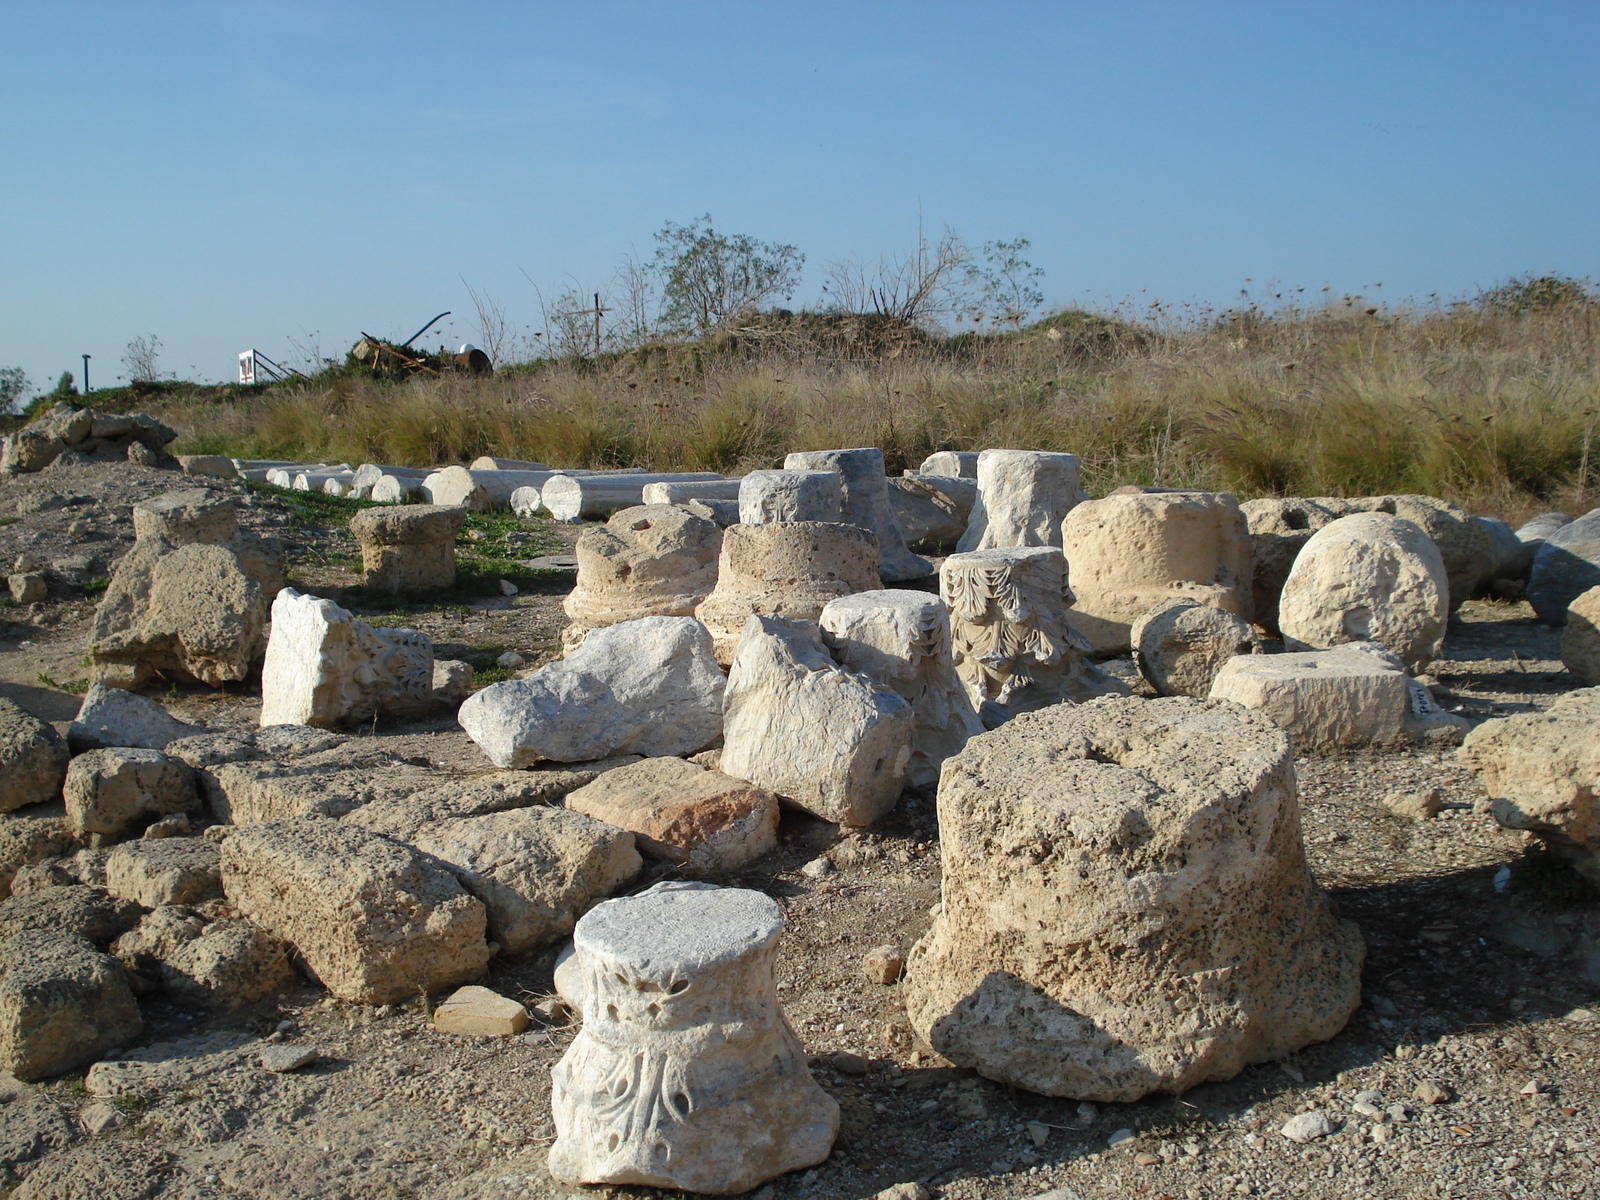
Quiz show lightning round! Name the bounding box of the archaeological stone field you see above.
[0,400,1597,1199]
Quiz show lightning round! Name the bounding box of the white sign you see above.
[238,350,256,385]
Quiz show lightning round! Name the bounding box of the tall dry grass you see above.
[166,301,1599,523]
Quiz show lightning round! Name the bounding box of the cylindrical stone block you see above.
[549,882,838,1193]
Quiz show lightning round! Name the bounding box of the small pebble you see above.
[259,1044,318,1073]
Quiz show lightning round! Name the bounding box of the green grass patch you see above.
[36,672,89,695]
[244,480,381,531]
[79,577,110,596]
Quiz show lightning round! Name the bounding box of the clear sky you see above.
[2,1,1596,390]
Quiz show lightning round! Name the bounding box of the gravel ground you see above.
[1,462,1596,1200]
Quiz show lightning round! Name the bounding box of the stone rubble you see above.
[785,448,931,581]
[86,490,284,689]
[347,503,464,593]
[1058,489,1253,654]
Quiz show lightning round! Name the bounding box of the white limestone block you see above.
[819,590,981,788]
[548,882,838,1193]
[720,615,911,827]
[956,449,1085,552]
[457,616,725,767]
[1209,641,1468,752]
[259,588,433,729]
[737,470,843,525]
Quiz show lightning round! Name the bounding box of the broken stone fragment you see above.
[220,818,489,1004]
[431,985,529,1036]
[1278,511,1448,672]
[955,448,1086,553]
[459,615,725,767]
[0,696,70,814]
[563,756,779,871]
[63,748,201,840]
[0,929,143,1081]
[259,588,434,728]
[347,503,464,593]
[720,615,911,828]
[87,490,284,688]
[561,503,722,651]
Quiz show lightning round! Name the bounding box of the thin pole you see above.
[594,293,602,358]
[82,354,90,394]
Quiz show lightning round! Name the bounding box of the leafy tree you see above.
[50,370,77,398]
[961,238,1045,328]
[652,215,804,335]
[0,366,28,414]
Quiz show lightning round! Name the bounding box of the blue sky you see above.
[2,1,1596,390]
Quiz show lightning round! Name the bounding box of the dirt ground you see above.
[1,463,1597,1200]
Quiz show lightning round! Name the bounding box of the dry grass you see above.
[165,301,1599,522]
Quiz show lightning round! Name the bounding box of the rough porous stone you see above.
[1239,496,1396,634]
[0,807,76,899]
[1057,490,1252,654]
[549,882,838,1193]
[87,490,284,688]
[720,615,911,828]
[1562,585,1600,685]
[459,616,725,768]
[562,504,723,651]
[784,448,930,581]
[347,504,464,593]
[203,748,438,825]
[103,837,222,907]
[819,590,982,788]
[1515,511,1572,556]
[737,469,843,525]
[1278,512,1449,672]
[1476,515,1532,587]
[432,659,474,706]
[409,806,641,956]
[8,572,46,603]
[341,770,593,841]
[63,748,200,839]
[1209,642,1469,753]
[956,449,1085,553]
[695,522,883,665]
[0,697,69,814]
[1459,687,1600,888]
[903,697,1364,1102]
[564,756,780,871]
[0,930,142,1081]
[1386,495,1494,611]
[259,588,434,728]
[1528,508,1600,626]
[220,818,489,1004]
[432,985,529,1036]
[940,546,1126,727]
[0,885,142,950]
[67,683,200,755]
[1132,596,1263,698]
[886,474,978,548]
